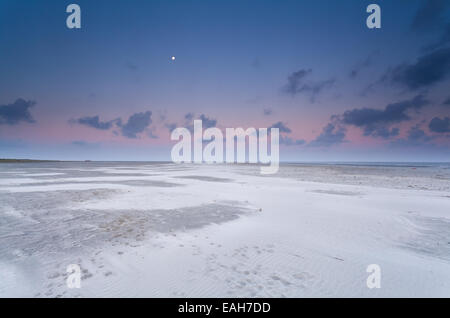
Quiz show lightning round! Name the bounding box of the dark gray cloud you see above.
[349,51,379,79]
[184,113,217,128]
[341,95,428,138]
[269,121,291,133]
[382,47,450,90]
[309,123,346,147]
[411,0,449,32]
[342,95,428,125]
[0,99,36,125]
[71,115,117,130]
[268,121,305,146]
[279,135,305,146]
[165,122,177,132]
[313,95,429,143]
[118,111,152,138]
[71,111,155,139]
[184,112,195,121]
[390,125,434,147]
[407,125,433,142]
[429,117,450,133]
[198,114,217,129]
[443,96,450,106]
[285,69,311,93]
[350,58,371,79]
[165,113,217,133]
[370,127,400,139]
[424,23,450,51]
[283,69,335,102]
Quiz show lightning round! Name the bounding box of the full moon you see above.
[171,56,176,61]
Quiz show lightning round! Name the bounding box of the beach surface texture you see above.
[0,162,449,297]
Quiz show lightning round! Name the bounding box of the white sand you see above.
[0,162,449,297]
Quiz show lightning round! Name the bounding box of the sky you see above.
[0,0,449,162]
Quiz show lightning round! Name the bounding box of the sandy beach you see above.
[0,162,449,297]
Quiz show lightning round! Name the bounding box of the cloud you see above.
[407,125,433,142]
[342,96,428,125]
[443,96,450,106]
[269,121,291,133]
[309,123,346,147]
[184,112,195,121]
[411,0,449,32]
[341,95,428,138]
[263,108,273,116]
[370,127,400,139]
[198,114,217,129]
[349,51,378,79]
[279,135,305,146]
[381,47,450,90]
[424,23,450,51]
[71,140,100,148]
[70,115,118,130]
[147,128,159,139]
[429,117,450,133]
[165,122,177,132]
[0,98,36,125]
[118,111,152,138]
[311,95,429,144]
[283,69,335,102]
[390,125,434,147]
[268,121,305,146]
[71,111,157,139]
[285,69,311,93]
[165,113,217,134]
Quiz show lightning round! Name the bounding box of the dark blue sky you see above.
[0,0,449,161]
